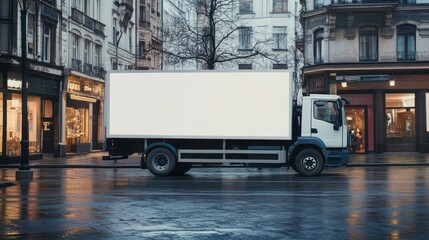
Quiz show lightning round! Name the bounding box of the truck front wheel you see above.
[294,149,324,176]
[147,148,177,176]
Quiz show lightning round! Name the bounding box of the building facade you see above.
[233,0,299,71]
[61,0,108,155]
[300,0,429,153]
[0,0,63,163]
[162,0,301,72]
[108,0,135,71]
[136,0,162,70]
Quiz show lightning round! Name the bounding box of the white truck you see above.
[103,71,349,176]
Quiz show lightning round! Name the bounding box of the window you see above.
[273,64,288,69]
[72,34,79,59]
[6,93,42,155]
[139,5,145,21]
[239,0,253,14]
[84,40,91,64]
[314,0,324,9]
[359,27,378,61]
[139,41,145,59]
[314,101,339,124]
[94,0,100,20]
[273,27,287,50]
[113,18,117,44]
[28,13,35,35]
[273,0,288,13]
[83,0,89,14]
[72,0,81,9]
[0,22,10,53]
[314,29,323,64]
[94,44,101,67]
[239,27,252,50]
[42,23,52,62]
[397,25,416,61]
[239,64,252,69]
[129,27,132,52]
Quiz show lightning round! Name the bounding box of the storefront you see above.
[65,75,104,153]
[0,70,61,163]
[303,68,429,154]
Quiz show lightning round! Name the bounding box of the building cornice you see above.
[303,61,429,75]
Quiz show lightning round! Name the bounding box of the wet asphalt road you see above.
[1,166,429,239]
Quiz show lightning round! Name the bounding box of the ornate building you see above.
[300,0,429,153]
[136,0,162,69]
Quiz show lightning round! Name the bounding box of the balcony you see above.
[71,8,105,37]
[83,63,93,75]
[71,58,82,72]
[93,66,106,79]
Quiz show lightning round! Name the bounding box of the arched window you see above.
[314,29,323,64]
[359,27,378,61]
[397,25,416,61]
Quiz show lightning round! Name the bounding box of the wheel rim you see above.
[302,156,317,171]
[152,153,169,171]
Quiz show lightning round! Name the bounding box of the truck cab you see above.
[296,94,349,168]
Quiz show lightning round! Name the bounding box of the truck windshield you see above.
[313,101,339,124]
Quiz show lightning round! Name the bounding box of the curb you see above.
[346,163,429,167]
[0,165,140,169]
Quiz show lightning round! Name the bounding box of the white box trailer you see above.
[104,71,349,176]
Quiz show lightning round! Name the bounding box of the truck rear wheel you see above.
[147,148,177,176]
[294,149,324,176]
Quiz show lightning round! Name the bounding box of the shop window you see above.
[66,107,89,145]
[6,94,41,155]
[385,93,415,150]
[346,107,366,153]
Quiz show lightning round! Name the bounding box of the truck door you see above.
[311,100,344,148]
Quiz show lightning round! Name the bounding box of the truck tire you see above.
[294,149,324,176]
[147,148,177,176]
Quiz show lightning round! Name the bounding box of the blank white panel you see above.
[106,71,292,140]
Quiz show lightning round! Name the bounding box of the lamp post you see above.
[16,0,33,180]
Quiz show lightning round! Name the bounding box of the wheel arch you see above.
[142,142,178,166]
[288,137,326,166]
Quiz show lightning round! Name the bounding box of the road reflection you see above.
[0,166,428,238]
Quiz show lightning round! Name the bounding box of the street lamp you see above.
[16,0,33,180]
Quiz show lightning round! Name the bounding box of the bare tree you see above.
[161,0,277,70]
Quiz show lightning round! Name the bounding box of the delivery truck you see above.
[104,71,349,176]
